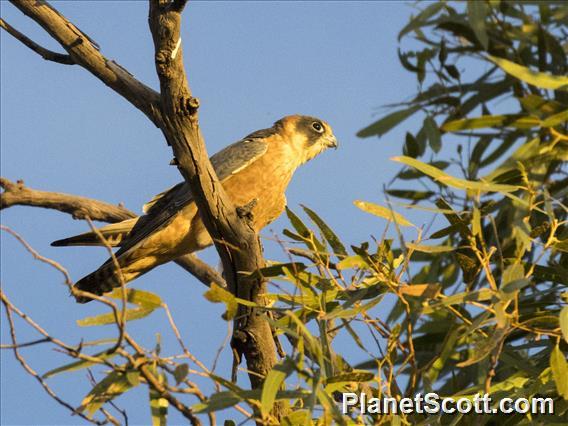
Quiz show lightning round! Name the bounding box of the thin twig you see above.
[0,18,74,64]
[1,295,107,425]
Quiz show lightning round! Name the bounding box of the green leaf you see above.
[107,288,162,309]
[173,363,189,385]
[542,109,568,127]
[285,208,328,256]
[42,350,118,379]
[457,326,508,367]
[423,288,495,314]
[204,283,237,320]
[392,156,520,193]
[467,0,489,49]
[560,306,568,344]
[77,307,156,327]
[335,255,367,270]
[354,200,414,227]
[554,239,568,253]
[386,189,435,201]
[357,106,421,138]
[442,114,541,131]
[301,205,347,256]
[406,243,454,253]
[502,263,524,286]
[398,161,449,180]
[424,116,442,153]
[325,297,382,320]
[326,370,374,384]
[488,55,568,90]
[282,410,310,426]
[550,344,568,399]
[403,131,420,158]
[79,370,137,417]
[285,207,310,237]
[398,2,446,40]
[261,359,295,417]
[149,365,168,426]
[248,262,306,279]
[193,391,242,413]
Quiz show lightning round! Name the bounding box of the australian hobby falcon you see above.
[52,115,338,303]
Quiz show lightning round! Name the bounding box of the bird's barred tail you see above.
[73,261,135,304]
[73,264,121,303]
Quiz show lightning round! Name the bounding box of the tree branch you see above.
[0,176,226,289]
[9,0,163,127]
[147,1,281,418]
[6,0,282,420]
[175,254,226,288]
[1,177,136,222]
[0,18,74,64]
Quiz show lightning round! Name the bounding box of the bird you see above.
[52,115,338,303]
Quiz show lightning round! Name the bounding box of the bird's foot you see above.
[236,199,258,223]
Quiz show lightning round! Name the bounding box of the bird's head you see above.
[275,115,338,165]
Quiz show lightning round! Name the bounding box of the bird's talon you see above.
[236,199,257,222]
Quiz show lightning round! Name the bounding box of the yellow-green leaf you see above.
[406,243,454,253]
[261,359,294,417]
[336,255,368,270]
[423,288,495,314]
[193,391,242,413]
[108,288,162,309]
[357,106,421,138]
[282,410,311,426]
[149,364,168,426]
[204,283,238,320]
[551,345,568,399]
[400,283,441,299]
[488,55,568,91]
[77,308,155,327]
[79,371,137,417]
[42,350,117,379]
[468,0,489,49]
[326,370,374,384]
[542,109,568,127]
[560,306,568,344]
[392,156,520,193]
[442,114,540,132]
[301,204,348,256]
[354,200,414,227]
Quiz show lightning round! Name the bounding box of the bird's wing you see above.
[107,136,269,262]
[142,136,270,215]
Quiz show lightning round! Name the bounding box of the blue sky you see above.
[1,1,426,424]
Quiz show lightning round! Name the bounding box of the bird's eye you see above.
[312,122,324,133]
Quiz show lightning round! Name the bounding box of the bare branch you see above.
[6,0,280,419]
[8,0,163,126]
[0,229,203,424]
[0,18,74,64]
[1,294,108,426]
[174,254,226,288]
[1,177,227,288]
[0,338,50,349]
[147,5,279,415]
[1,177,136,222]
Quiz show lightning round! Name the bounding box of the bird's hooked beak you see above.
[325,134,338,149]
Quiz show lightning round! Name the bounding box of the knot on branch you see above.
[1,178,26,209]
[178,96,199,117]
[236,198,257,225]
[1,177,24,193]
